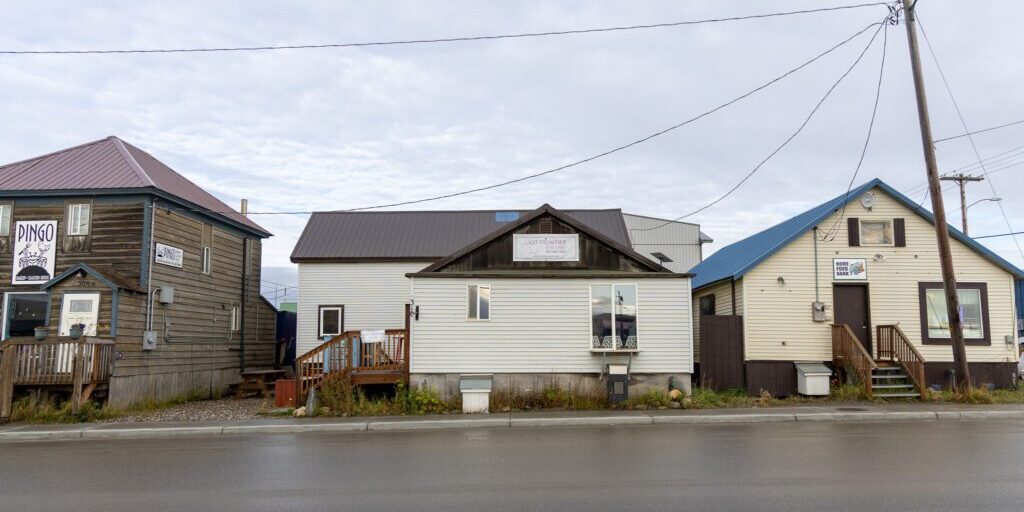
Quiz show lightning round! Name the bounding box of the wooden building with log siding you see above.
[0,136,275,409]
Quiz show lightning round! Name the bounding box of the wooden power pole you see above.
[901,0,970,390]
[939,174,984,235]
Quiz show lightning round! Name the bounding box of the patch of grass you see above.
[829,384,869,402]
[315,378,458,417]
[490,384,607,411]
[626,389,671,409]
[9,392,117,424]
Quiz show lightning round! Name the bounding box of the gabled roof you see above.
[40,263,145,293]
[290,208,631,262]
[0,136,270,237]
[691,178,1024,290]
[414,204,672,275]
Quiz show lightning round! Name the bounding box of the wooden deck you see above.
[296,329,408,401]
[0,337,116,418]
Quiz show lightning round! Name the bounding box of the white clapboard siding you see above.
[743,187,1019,363]
[410,277,693,374]
[296,262,423,355]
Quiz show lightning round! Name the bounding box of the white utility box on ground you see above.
[795,363,832,396]
[459,374,493,413]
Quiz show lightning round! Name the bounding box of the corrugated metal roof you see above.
[0,136,270,237]
[690,178,1024,290]
[291,208,630,261]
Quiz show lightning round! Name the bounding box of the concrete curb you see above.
[2,408,1023,442]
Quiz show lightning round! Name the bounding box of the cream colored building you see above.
[691,178,1022,396]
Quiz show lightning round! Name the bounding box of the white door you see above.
[59,292,100,337]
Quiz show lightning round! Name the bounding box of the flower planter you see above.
[33,326,49,341]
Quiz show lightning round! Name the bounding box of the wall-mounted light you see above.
[873,253,886,262]
[777,276,785,286]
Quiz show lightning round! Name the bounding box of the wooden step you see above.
[872,392,921,398]
[872,383,915,390]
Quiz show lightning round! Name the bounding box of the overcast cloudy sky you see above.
[2,1,1022,300]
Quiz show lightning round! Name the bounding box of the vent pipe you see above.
[240,199,248,217]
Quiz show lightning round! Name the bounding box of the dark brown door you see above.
[834,284,871,355]
[700,315,745,391]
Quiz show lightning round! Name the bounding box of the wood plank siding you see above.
[692,278,743,363]
[742,187,1018,364]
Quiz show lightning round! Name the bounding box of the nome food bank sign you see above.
[13,220,57,285]
[513,234,580,262]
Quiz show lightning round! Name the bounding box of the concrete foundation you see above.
[108,369,241,408]
[410,372,692,403]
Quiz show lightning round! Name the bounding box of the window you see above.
[318,305,343,337]
[0,204,11,237]
[467,285,490,320]
[919,282,990,345]
[66,203,91,236]
[590,284,638,351]
[2,292,48,340]
[230,305,240,332]
[699,295,716,316]
[859,219,893,246]
[202,246,212,274]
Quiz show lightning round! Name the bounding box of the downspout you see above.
[730,279,737,315]
[145,199,157,332]
[813,227,820,303]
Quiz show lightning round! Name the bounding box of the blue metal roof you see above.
[691,178,1024,290]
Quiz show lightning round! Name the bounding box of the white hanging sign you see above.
[833,258,867,280]
[12,220,57,285]
[155,243,184,268]
[513,234,580,262]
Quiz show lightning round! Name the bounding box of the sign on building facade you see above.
[155,242,184,268]
[833,258,867,280]
[513,234,580,262]
[12,220,57,285]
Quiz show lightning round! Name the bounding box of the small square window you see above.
[230,305,240,332]
[202,246,211,274]
[859,219,893,246]
[66,203,91,236]
[0,204,11,237]
[699,295,716,316]
[319,306,343,337]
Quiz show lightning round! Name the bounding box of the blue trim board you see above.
[691,178,1024,290]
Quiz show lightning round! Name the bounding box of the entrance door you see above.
[833,284,871,355]
[59,292,100,337]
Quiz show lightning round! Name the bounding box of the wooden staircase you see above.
[295,329,408,402]
[832,324,926,400]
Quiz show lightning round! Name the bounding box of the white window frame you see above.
[467,284,491,321]
[589,283,640,352]
[66,203,91,236]
[230,304,240,332]
[859,218,894,247]
[201,246,212,274]
[318,305,344,337]
[0,204,11,237]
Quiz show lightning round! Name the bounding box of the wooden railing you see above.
[0,337,116,418]
[876,324,926,395]
[295,329,408,401]
[831,324,878,399]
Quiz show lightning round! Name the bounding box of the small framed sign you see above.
[833,258,867,280]
[155,243,184,268]
[513,234,580,262]
[12,220,57,285]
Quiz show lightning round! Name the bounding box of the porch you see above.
[832,324,926,399]
[296,329,408,401]
[0,337,116,419]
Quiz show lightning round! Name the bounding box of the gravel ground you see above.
[105,398,273,423]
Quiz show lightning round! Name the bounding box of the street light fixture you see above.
[967,197,1002,209]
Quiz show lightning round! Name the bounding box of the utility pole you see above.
[939,173,984,235]
[901,0,970,390]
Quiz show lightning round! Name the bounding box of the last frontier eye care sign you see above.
[12,220,57,285]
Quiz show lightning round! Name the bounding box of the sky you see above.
[1,1,1022,303]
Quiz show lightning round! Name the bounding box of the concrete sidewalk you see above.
[2,402,1024,442]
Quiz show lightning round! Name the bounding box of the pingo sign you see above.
[13,220,57,285]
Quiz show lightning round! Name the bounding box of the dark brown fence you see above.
[700,315,745,391]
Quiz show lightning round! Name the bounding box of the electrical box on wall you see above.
[811,301,831,322]
[143,330,157,350]
[158,287,175,304]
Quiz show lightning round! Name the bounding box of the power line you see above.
[904,142,1024,195]
[632,18,888,233]
[934,118,1024,143]
[820,20,889,241]
[186,20,884,217]
[0,3,888,56]
[973,230,1024,240]
[917,15,1024,260]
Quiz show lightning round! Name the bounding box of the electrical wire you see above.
[917,15,1024,260]
[934,118,1024,143]
[631,18,888,233]
[181,21,885,217]
[0,3,889,56]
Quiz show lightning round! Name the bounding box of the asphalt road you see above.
[1,420,1023,512]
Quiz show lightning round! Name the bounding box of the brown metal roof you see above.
[291,208,631,261]
[0,136,270,237]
